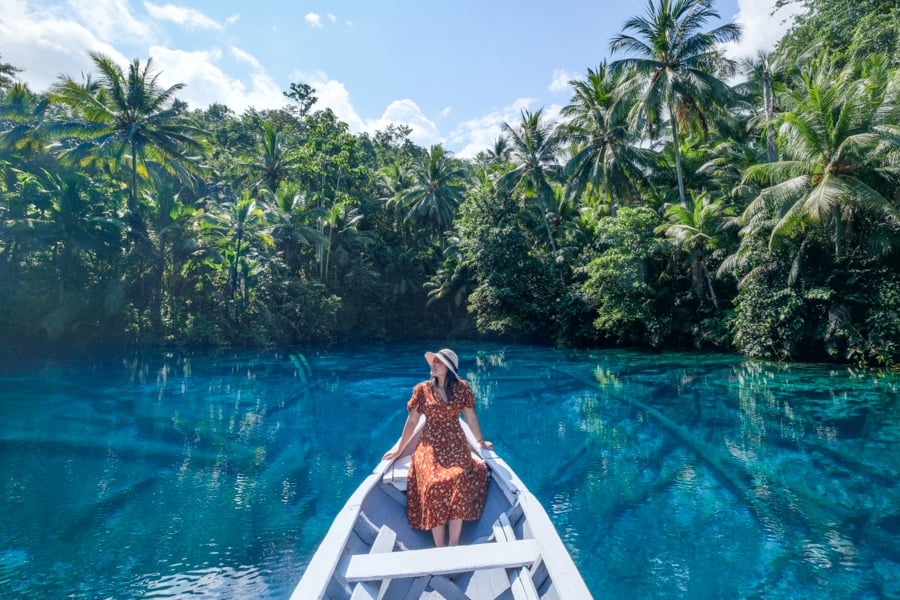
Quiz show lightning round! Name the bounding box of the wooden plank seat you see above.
[382,454,412,491]
[493,510,516,542]
[350,526,397,600]
[509,566,541,600]
[345,538,542,582]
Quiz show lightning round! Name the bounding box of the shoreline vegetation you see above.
[1,0,898,369]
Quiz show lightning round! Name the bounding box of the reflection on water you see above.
[0,344,898,598]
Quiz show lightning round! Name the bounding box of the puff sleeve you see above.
[458,381,475,409]
[407,382,427,413]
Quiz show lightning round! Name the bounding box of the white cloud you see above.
[230,46,263,71]
[0,0,128,92]
[724,0,805,60]
[328,13,337,23]
[366,99,443,148]
[305,12,323,28]
[284,68,439,149]
[446,99,568,159]
[288,70,443,148]
[225,13,240,26]
[151,46,284,112]
[448,98,537,159]
[66,0,153,43]
[144,2,222,30]
[542,103,565,126]
[0,0,277,112]
[549,68,578,95]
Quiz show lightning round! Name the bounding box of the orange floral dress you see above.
[406,380,488,530]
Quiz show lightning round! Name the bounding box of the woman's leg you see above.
[448,519,463,546]
[431,523,446,547]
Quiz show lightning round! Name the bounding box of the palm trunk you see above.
[763,73,777,163]
[541,209,558,255]
[605,181,616,217]
[669,98,688,206]
[703,263,719,310]
[231,229,243,301]
[834,214,842,259]
[130,142,139,212]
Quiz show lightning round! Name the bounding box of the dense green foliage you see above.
[1,0,898,367]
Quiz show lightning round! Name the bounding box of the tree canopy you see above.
[1,0,898,369]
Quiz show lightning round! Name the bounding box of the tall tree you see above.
[241,122,299,192]
[609,0,741,206]
[398,144,467,246]
[736,46,817,163]
[51,53,205,218]
[261,181,324,272]
[0,83,52,159]
[498,108,565,254]
[562,62,654,213]
[0,53,21,91]
[198,190,273,302]
[316,199,370,283]
[486,136,511,166]
[656,191,732,309]
[283,82,318,118]
[775,0,899,67]
[738,51,785,163]
[740,54,900,261]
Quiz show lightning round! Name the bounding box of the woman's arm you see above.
[462,406,494,450]
[382,408,422,460]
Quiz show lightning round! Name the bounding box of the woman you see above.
[382,348,493,547]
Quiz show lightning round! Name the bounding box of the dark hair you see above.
[432,369,459,400]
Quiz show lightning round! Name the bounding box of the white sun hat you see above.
[424,348,460,378]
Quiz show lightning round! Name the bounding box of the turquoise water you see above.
[0,343,898,599]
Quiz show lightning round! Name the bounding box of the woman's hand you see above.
[382,450,399,461]
[479,439,494,451]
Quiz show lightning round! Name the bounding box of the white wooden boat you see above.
[291,417,593,599]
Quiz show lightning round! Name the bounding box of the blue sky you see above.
[1,0,803,157]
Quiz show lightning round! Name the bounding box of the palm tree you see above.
[398,145,467,246]
[379,162,415,231]
[562,62,654,214]
[655,191,732,308]
[737,50,788,163]
[198,191,273,301]
[261,181,325,272]
[425,236,472,316]
[486,136,511,166]
[2,169,123,297]
[497,108,565,254]
[0,83,51,159]
[609,0,741,206]
[740,54,900,261]
[316,200,371,282]
[51,53,205,217]
[242,122,299,192]
[0,53,21,90]
[695,111,767,202]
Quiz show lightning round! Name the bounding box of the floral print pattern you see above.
[405,380,488,531]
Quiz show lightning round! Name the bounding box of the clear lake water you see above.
[0,342,898,599]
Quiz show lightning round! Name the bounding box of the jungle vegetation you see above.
[1,0,898,368]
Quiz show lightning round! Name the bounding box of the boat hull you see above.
[291,418,593,599]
